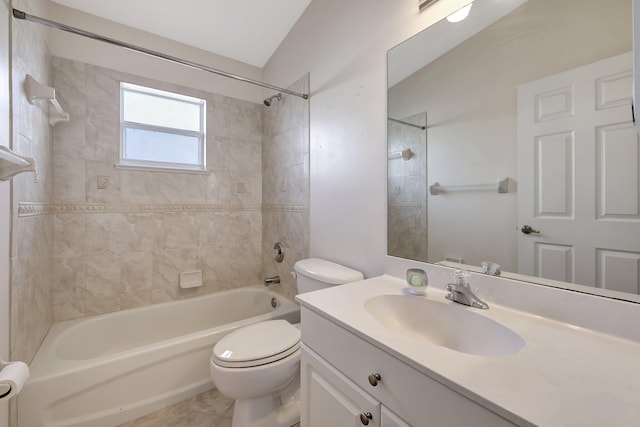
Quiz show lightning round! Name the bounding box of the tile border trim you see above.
[388,204,423,209]
[262,203,305,213]
[18,202,306,217]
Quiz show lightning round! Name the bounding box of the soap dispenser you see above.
[406,269,428,295]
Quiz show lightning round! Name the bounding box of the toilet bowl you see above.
[210,320,301,427]
[209,258,364,427]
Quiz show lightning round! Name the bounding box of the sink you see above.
[364,294,525,357]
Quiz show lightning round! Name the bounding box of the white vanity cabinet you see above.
[302,345,410,426]
[302,345,384,426]
[381,407,411,427]
[300,307,519,427]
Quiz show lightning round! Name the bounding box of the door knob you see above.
[521,225,540,235]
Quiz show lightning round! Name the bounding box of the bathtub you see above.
[18,286,300,427]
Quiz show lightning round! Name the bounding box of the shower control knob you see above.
[367,373,381,386]
[360,412,373,425]
[273,242,285,263]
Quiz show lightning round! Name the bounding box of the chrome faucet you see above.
[445,270,489,309]
[264,276,281,286]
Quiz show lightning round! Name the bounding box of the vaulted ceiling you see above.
[50,0,312,68]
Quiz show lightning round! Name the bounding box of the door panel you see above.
[596,123,639,218]
[596,70,633,110]
[518,52,640,292]
[535,131,573,216]
[596,249,640,293]
[535,243,574,283]
[534,85,573,121]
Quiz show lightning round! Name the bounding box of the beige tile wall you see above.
[10,0,54,366]
[49,58,264,321]
[9,8,309,426]
[387,113,427,262]
[261,75,310,301]
[11,41,309,367]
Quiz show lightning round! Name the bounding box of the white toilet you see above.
[209,258,364,427]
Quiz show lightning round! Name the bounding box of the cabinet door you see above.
[301,346,380,426]
[381,406,411,427]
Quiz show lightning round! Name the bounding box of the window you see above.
[119,82,206,171]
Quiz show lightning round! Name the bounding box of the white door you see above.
[0,1,11,425]
[517,52,640,293]
[301,347,380,427]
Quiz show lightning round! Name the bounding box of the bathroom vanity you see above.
[299,304,519,426]
[296,262,640,426]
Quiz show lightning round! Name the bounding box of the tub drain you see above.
[271,297,278,308]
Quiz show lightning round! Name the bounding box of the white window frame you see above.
[119,82,206,172]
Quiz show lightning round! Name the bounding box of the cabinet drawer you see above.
[301,307,518,427]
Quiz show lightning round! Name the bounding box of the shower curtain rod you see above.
[12,8,309,100]
[388,117,426,130]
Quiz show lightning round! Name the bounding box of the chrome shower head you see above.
[263,93,281,107]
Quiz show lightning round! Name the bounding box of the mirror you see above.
[388,0,640,302]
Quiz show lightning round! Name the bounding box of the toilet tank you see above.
[294,258,364,294]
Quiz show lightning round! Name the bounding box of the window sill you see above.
[114,163,210,175]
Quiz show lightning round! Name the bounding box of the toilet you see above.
[209,258,364,427]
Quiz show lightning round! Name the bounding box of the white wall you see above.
[264,0,471,277]
[0,0,11,425]
[36,0,265,103]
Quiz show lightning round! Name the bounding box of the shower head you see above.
[263,93,282,107]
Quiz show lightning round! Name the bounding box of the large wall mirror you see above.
[387,0,640,302]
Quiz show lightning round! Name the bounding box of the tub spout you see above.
[264,276,281,286]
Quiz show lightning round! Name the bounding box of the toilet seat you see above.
[213,320,301,368]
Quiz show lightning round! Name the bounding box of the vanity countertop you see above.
[296,275,640,427]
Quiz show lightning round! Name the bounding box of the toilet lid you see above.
[213,320,301,368]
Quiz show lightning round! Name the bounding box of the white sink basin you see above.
[364,294,525,357]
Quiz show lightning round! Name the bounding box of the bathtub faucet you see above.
[264,276,281,286]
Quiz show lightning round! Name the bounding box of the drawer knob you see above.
[360,412,373,425]
[368,373,381,386]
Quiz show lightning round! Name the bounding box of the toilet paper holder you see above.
[0,358,30,400]
[0,360,13,399]
[0,384,10,398]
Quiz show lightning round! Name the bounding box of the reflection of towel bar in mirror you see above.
[429,177,509,195]
[388,148,413,161]
[24,74,70,126]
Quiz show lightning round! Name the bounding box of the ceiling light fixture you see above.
[446,2,473,23]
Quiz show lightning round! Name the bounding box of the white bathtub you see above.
[18,286,300,427]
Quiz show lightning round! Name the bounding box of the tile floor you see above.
[117,388,301,427]
[117,388,233,427]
